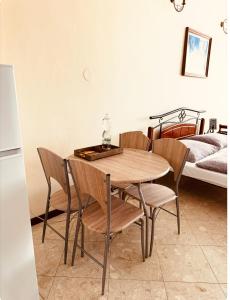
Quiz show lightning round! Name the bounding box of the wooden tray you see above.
[74,145,123,161]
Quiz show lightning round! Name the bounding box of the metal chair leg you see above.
[144,214,149,258]
[71,216,81,266]
[81,223,85,257]
[101,234,110,295]
[139,201,142,209]
[64,208,71,264]
[140,218,145,262]
[137,184,149,258]
[149,208,156,257]
[176,197,180,234]
[150,206,153,216]
[42,194,50,243]
[122,190,126,201]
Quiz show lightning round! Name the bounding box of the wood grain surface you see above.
[69,148,170,185]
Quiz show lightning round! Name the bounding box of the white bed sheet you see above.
[182,149,227,188]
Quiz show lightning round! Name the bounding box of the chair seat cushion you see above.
[82,196,144,234]
[126,183,177,208]
[50,185,79,211]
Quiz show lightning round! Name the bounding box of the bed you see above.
[148,107,227,188]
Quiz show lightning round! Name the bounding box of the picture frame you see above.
[182,27,212,78]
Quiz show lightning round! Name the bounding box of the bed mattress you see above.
[182,149,227,188]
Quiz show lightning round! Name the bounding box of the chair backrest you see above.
[68,159,110,214]
[37,147,69,193]
[119,131,150,151]
[152,138,189,183]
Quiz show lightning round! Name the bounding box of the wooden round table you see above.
[69,148,170,185]
[69,148,170,258]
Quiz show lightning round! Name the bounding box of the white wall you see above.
[1,0,227,216]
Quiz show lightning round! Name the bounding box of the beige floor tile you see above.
[32,178,227,299]
[179,179,226,209]
[220,284,227,297]
[111,223,143,244]
[56,241,107,279]
[182,207,211,222]
[37,276,54,300]
[179,197,204,209]
[154,214,197,246]
[155,209,185,224]
[108,279,167,300]
[70,220,104,243]
[33,214,77,241]
[49,213,69,223]
[109,240,162,281]
[34,239,64,276]
[201,246,227,283]
[157,244,217,283]
[47,277,108,300]
[205,211,227,224]
[187,220,226,246]
[33,223,65,241]
[165,282,226,300]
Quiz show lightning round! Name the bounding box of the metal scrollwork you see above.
[149,107,206,129]
[158,117,163,124]
[178,109,186,122]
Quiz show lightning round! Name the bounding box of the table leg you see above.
[137,183,149,258]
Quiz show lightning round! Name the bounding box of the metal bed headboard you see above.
[149,107,206,136]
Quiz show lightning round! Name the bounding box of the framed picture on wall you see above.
[182,27,212,78]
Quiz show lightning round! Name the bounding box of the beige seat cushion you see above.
[126,183,176,208]
[82,196,144,234]
[50,185,79,211]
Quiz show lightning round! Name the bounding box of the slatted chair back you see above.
[37,147,69,193]
[68,159,110,214]
[152,138,189,183]
[119,131,150,151]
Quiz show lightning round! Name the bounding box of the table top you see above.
[69,148,170,184]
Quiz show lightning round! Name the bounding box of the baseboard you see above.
[31,209,63,226]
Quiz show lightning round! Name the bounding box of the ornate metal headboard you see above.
[148,107,206,143]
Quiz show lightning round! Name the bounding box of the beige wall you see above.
[0,2,2,61]
[1,0,227,216]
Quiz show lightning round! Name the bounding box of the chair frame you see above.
[148,141,190,256]
[68,159,145,295]
[123,139,189,257]
[116,131,151,200]
[37,148,74,264]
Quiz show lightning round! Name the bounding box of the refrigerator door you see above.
[0,64,21,151]
[0,153,39,300]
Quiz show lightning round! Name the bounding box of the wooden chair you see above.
[119,131,150,151]
[37,147,81,264]
[115,131,151,193]
[124,138,189,256]
[68,158,145,295]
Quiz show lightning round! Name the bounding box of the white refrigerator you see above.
[0,65,39,300]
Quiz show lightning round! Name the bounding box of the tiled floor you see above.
[32,176,227,300]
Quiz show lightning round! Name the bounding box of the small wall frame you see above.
[182,27,212,78]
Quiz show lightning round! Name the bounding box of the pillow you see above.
[185,133,227,149]
[180,139,219,163]
[196,148,227,174]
